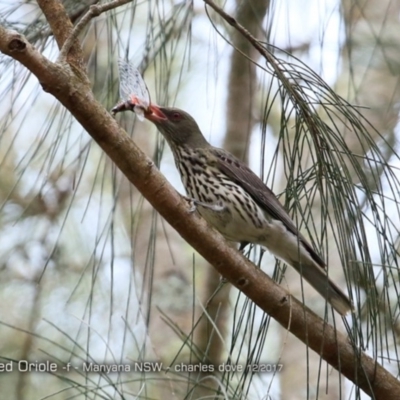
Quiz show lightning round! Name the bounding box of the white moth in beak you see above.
[111,59,150,120]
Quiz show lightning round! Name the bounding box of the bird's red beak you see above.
[144,104,167,123]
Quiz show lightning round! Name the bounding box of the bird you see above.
[139,104,353,315]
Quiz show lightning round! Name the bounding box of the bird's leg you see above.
[195,199,225,212]
[183,196,225,213]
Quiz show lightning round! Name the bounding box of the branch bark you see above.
[37,0,83,66]
[0,6,399,399]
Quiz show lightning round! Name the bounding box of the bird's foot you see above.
[183,196,198,213]
[183,196,225,213]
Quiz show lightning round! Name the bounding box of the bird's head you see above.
[143,105,209,148]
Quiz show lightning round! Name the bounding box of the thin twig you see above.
[202,0,317,137]
[25,1,99,47]
[58,0,133,62]
[203,0,276,67]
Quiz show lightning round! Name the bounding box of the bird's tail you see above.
[291,261,353,316]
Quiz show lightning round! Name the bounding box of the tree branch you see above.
[0,18,399,400]
[58,0,133,61]
[36,0,72,45]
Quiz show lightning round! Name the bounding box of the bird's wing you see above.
[209,147,326,268]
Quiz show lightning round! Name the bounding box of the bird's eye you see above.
[171,112,182,122]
